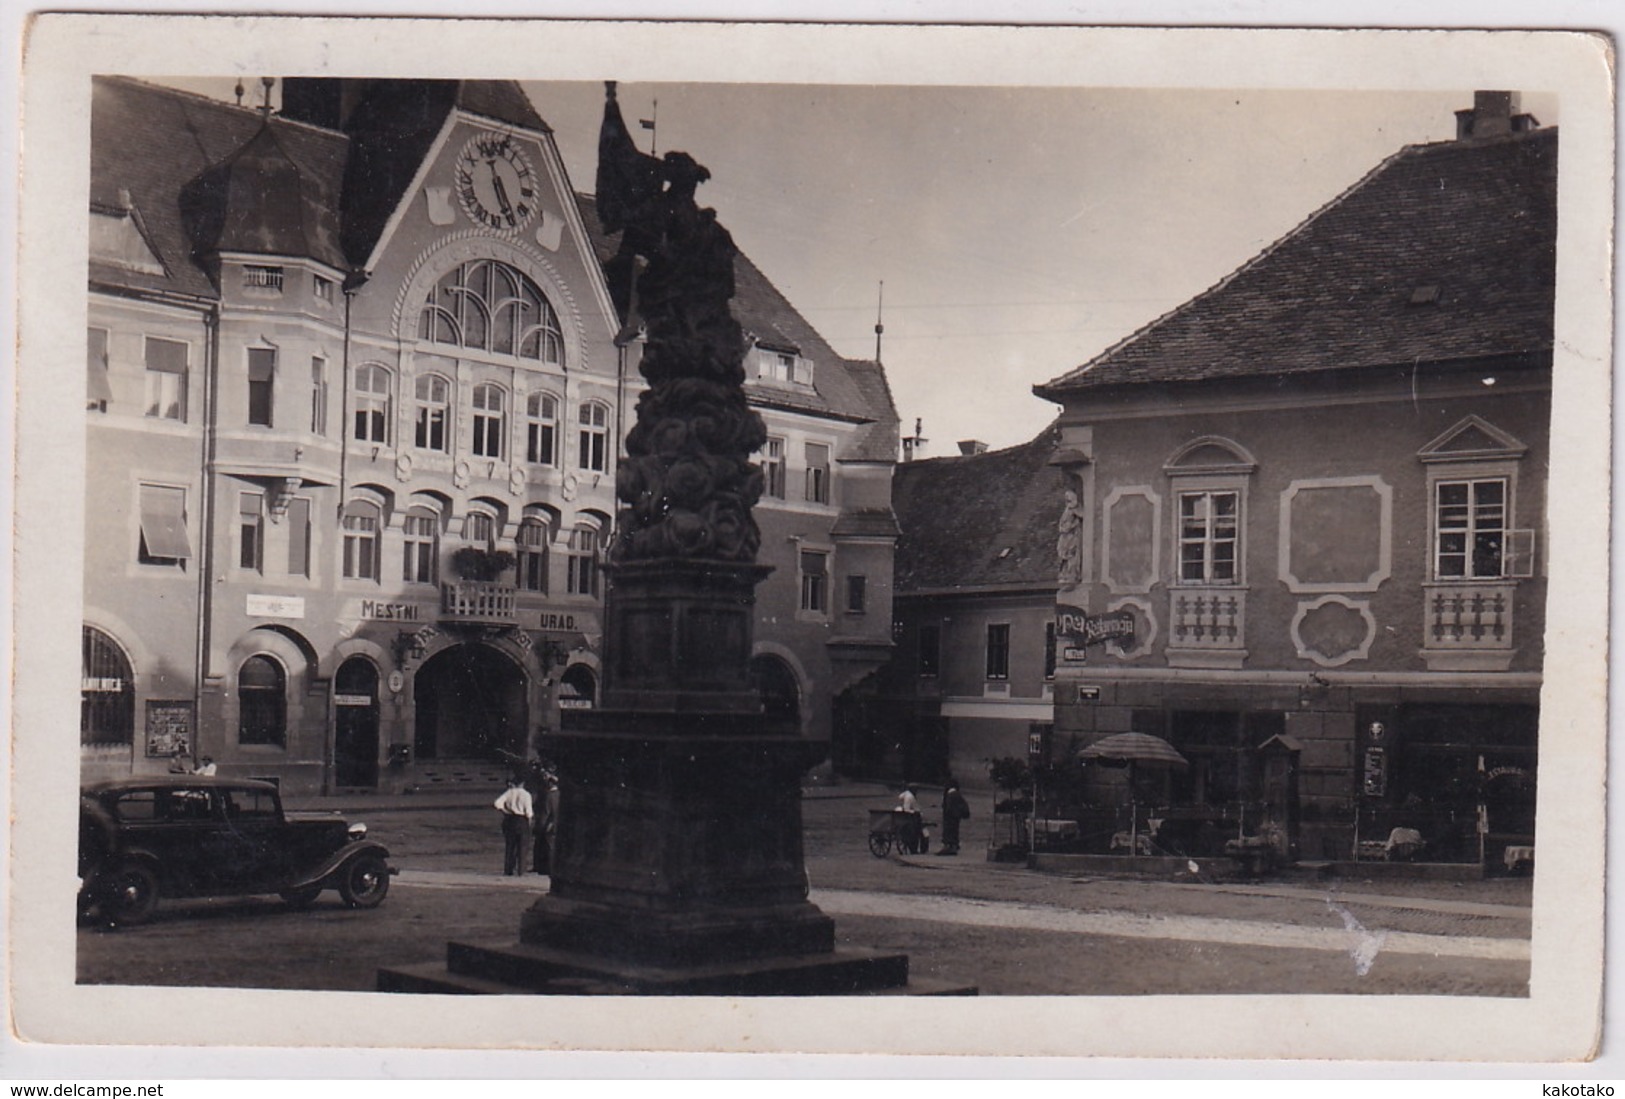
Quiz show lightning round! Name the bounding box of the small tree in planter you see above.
[986,756,1033,858]
[452,547,516,583]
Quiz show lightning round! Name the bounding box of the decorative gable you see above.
[1418,415,1527,463]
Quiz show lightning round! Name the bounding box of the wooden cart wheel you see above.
[868,831,892,858]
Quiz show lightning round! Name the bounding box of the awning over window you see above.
[139,485,192,559]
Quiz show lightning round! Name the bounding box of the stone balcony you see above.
[440,580,517,625]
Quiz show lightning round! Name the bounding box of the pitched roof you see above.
[892,424,1066,594]
[1036,127,1557,397]
[91,76,350,298]
[575,193,897,430]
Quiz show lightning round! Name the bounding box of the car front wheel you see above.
[337,854,389,909]
[103,863,159,926]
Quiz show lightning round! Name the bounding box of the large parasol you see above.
[1078,733,1189,856]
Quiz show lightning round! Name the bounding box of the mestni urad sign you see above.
[1057,609,1136,648]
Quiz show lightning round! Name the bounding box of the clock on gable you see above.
[453,131,539,233]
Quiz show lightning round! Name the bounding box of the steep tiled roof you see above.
[575,193,896,429]
[1036,127,1557,397]
[892,424,1066,593]
[90,77,350,298]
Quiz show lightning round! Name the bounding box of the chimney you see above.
[900,417,927,463]
[1455,91,1538,140]
[957,440,989,456]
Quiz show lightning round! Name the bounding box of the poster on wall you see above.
[144,699,194,758]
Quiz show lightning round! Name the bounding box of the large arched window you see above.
[414,374,451,451]
[417,260,564,364]
[238,655,287,747]
[81,626,135,746]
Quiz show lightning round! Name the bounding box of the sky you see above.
[521,83,1560,455]
[161,77,1558,457]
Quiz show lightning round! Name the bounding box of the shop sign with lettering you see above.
[359,600,425,622]
[247,594,306,619]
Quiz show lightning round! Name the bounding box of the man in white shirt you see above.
[494,777,534,876]
[896,785,923,854]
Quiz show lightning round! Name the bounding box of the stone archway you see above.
[749,653,801,724]
[413,642,529,763]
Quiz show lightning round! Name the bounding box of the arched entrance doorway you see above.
[414,643,529,762]
[749,654,801,725]
[333,657,381,788]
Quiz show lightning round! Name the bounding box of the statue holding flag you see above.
[596,81,767,564]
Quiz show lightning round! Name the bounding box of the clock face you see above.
[454,132,539,232]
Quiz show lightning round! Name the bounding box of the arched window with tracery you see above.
[417,260,564,365]
[82,626,135,746]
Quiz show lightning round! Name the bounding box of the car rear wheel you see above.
[103,863,159,926]
[279,885,324,909]
[338,854,389,909]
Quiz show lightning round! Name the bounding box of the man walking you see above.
[494,776,534,876]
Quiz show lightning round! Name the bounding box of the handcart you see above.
[867,808,930,857]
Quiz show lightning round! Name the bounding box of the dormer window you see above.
[755,345,811,387]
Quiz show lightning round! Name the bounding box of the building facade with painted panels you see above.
[854,431,1066,787]
[82,77,897,794]
[1032,95,1553,867]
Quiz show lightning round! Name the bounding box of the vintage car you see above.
[78,776,394,925]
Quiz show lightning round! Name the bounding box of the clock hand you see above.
[492,174,515,222]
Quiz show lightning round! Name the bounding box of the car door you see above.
[214,785,290,890]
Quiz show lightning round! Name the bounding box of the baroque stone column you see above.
[516,83,835,969]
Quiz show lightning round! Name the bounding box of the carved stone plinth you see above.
[521,714,834,966]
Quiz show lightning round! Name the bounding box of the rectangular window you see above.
[1178,490,1239,584]
[310,357,328,435]
[762,437,786,499]
[312,274,335,303]
[247,348,276,427]
[87,326,111,411]
[517,520,550,593]
[566,526,600,596]
[917,624,940,677]
[286,498,311,577]
[1044,621,1057,680]
[799,550,828,613]
[578,403,609,472]
[403,512,438,584]
[144,337,188,421]
[804,442,831,504]
[1436,478,1507,579]
[238,492,264,572]
[342,505,380,581]
[137,484,191,566]
[985,623,1011,680]
[846,574,866,614]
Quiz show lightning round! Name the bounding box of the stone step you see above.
[379,956,975,996]
[377,939,975,996]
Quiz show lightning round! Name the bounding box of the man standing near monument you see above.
[494,776,533,877]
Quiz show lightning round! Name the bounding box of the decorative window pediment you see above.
[1162,436,1258,477]
[1418,415,1527,464]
